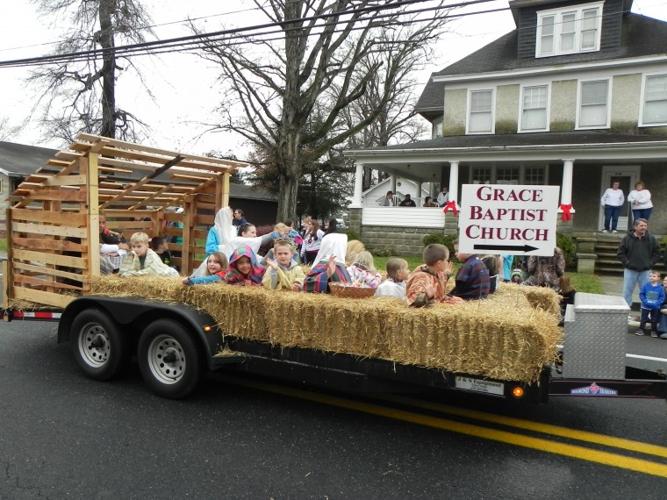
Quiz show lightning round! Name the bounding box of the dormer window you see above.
[536,1,604,58]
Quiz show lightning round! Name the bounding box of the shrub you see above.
[345,229,361,242]
[557,232,576,270]
[422,233,457,256]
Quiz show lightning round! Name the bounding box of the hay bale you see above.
[90,276,562,383]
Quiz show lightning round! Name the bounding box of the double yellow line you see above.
[221,375,667,479]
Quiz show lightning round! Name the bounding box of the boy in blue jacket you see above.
[637,270,665,337]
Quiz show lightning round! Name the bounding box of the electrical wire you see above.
[0,0,497,68]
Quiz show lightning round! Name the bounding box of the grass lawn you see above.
[374,255,604,294]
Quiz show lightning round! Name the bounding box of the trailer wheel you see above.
[71,308,125,381]
[137,319,202,399]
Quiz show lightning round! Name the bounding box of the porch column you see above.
[350,161,364,208]
[417,181,423,205]
[444,160,460,214]
[559,159,575,221]
[390,175,397,193]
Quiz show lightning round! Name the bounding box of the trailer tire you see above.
[137,319,203,399]
[71,308,126,381]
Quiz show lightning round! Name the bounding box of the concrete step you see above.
[595,266,624,275]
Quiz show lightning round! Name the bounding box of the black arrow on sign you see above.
[473,244,539,253]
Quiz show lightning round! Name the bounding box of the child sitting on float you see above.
[347,251,382,289]
[224,245,265,286]
[119,232,179,278]
[262,239,305,291]
[182,252,228,286]
[406,243,463,307]
[375,257,409,299]
[303,233,351,293]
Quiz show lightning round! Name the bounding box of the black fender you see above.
[59,296,224,371]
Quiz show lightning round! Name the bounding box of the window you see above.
[520,85,549,132]
[468,165,547,185]
[432,116,444,138]
[578,79,610,129]
[524,166,546,185]
[467,89,494,134]
[536,2,603,57]
[471,167,492,184]
[641,74,667,126]
[496,167,520,185]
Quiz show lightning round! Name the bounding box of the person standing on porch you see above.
[437,186,449,207]
[381,190,396,206]
[627,181,653,222]
[617,218,660,308]
[600,181,625,233]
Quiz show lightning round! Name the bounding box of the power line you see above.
[0,0,499,68]
[0,2,270,53]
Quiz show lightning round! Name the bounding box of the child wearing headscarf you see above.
[303,233,351,293]
[224,245,265,286]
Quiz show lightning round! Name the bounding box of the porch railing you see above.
[361,207,445,228]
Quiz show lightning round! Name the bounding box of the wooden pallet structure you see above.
[2,134,242,309]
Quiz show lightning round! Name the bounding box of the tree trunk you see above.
[277,171,299,223]
[99,0,116,138]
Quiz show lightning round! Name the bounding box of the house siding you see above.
[550,80,578,131]
[517,0,624,59]
[496,84,520,134]
[611,73,642,132]
[443,88,467,136]
[0,172,8,236]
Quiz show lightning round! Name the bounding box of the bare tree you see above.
[199,0,447,222]
[28,0,152,142]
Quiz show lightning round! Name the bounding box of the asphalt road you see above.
[0,320,666,499]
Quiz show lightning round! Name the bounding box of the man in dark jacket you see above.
[617,218,660,307]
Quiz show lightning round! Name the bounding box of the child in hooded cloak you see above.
[224,245,265,286]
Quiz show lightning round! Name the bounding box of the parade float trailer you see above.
[1,135,665,401]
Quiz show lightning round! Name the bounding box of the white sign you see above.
[458,184,560,256]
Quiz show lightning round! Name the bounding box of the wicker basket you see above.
[329,283,376,299]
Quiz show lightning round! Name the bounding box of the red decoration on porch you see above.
[559,203,573,222]
[443,200,459,215]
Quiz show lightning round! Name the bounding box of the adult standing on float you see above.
[600,180,624,233]
[617,218,660,308]
[627,181,653,222]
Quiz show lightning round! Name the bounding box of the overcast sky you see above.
[0,0,665,157]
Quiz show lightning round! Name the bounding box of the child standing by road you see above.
[637,270,665,337]
[262,240,305,291]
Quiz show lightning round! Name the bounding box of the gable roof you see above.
[0,139,275,202]
[416,12,667,117]
[0,141,56,177]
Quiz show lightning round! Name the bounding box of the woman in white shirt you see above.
[301,220,325,265]
[600,180,625,233]
[627,181,653,223]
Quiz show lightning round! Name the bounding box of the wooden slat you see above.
[13,249,87,270]
[164,212,184,222]
[44,174,87,186]
[102,209,154,216]
[14,274,82,291]
[86,153,101,285]
[13,261,85,283]
[12,221,87,239]
[13,286,76,309]
[16,187,86,203]
[106,220,153,229]
[11,208,87,226]
[12,236,87,253]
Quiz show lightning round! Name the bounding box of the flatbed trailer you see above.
[1,134,664,403]
[2,296,665,402]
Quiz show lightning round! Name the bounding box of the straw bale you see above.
[90,276,563,383]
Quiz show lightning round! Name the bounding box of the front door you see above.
[599,166,640,232]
